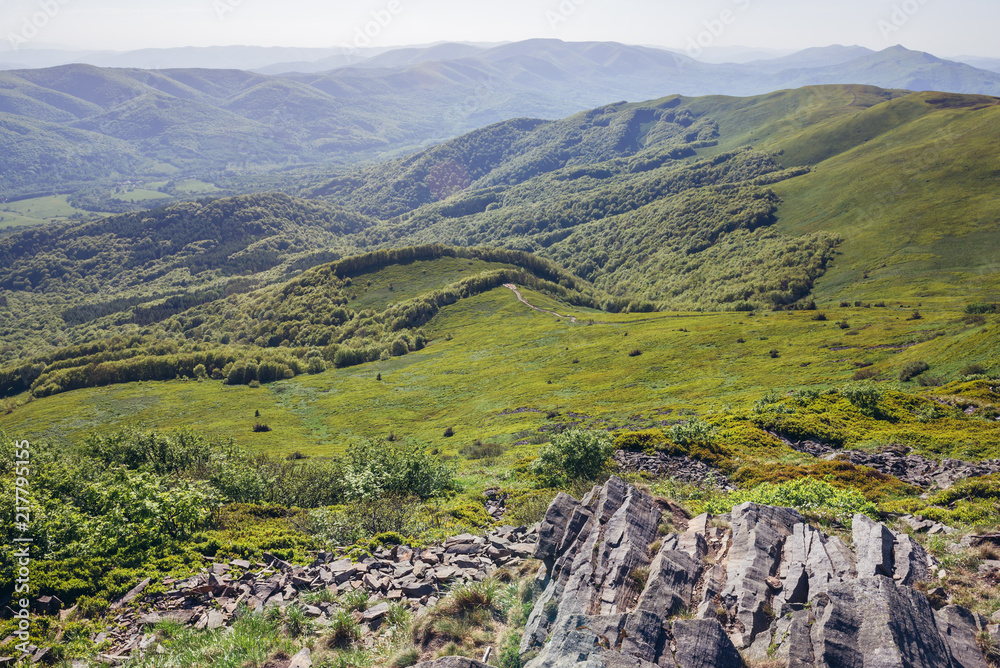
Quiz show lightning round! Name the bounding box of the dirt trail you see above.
[502,283,688,326]
[503,284,578,322]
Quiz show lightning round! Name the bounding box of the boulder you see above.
[853,514,895,578]
[936,605,990,668]
[672,619,743,668]
[413,659,491,668]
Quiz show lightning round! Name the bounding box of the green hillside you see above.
[6,280,997,454]
[305,85,999,310]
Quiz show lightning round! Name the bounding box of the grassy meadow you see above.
[4,279,996,458]
[0,194,106,227]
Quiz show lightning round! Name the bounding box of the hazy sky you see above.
[2,0,997,57]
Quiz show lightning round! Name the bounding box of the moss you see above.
[447,500,493,527]
[614,429,668,454]
[735,460,920,503]
[888,474,1000,528]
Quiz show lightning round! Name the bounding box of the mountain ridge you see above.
[3,42,1000,201]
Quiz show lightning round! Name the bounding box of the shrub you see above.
[614,430,668,454]
[839,302,850,308]
[962,363,988,377]
[965,303,999,315]
[531,429,615,486]
[308,497,426,546]
[841,382,883,415]
[753,391,795,415]
[853,367,879,381]
[734,460,919,503]
[812,313,827,321]
[907,310,923,321]
[899,361,930,382]
[461,441,507,460]
[505,490,557,526]
[443,426,455,438]
[769,349,780,359]
[702,477,877,526]
[628,349,643,357]
[343,439,454,501]
[252,423,272,433]
[667,419,716,446]
[837,321,851,330]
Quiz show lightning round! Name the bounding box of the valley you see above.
[0,35,999,668]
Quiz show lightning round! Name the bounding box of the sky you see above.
[1,0,998,58]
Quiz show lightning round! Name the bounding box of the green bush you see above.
[461,441,508,460]
[840,381,883,415]
[701,477,877,526]
[344,439,454,501]
[613,429,668,453]
[668,419,717,446]
[961,363,988,377]
[899,360,930,382]
[531,429,614,486]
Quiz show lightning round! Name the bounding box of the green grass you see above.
[171,178,221,194]
[345,256,523,312]
[4,285,996,458]
[765,93,1000,305]
[0,195,106,227]
[125,609,296,668]
[676,87,1000,306]
[112,187,171,202]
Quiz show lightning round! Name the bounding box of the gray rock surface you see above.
[521,476,987,668]
[76,522,535,660]
[672,619,743,668]
[412,659,492,668]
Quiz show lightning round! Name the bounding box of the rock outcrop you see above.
[519,476,990,668]
[771,431,1000,490]
[613,451,735,491]
[72,524,534,663]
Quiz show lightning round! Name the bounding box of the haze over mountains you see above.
[2,40,1000,201]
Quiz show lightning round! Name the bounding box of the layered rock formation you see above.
[48,525,534,664]
[517,476,991,668]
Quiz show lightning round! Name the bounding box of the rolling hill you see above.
[1,83,998,372]
[2,80,1000,666]
[3,42,1000,203]
[309,84,1000,307]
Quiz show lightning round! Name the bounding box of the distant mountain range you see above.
[2,40,999,199]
